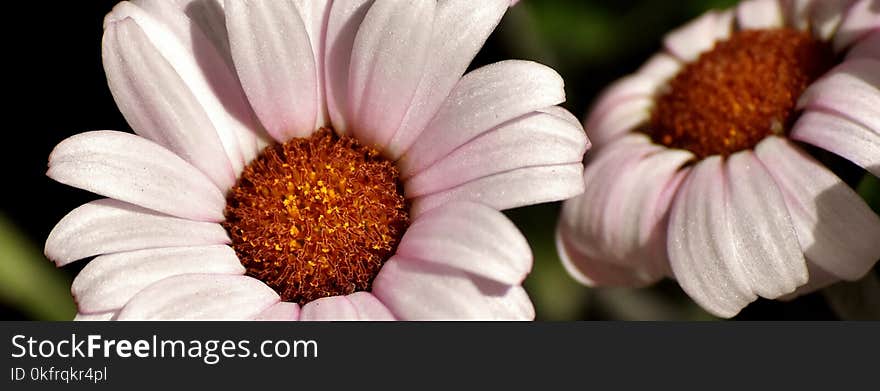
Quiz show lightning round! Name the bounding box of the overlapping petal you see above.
[300,292,395,321]
[396,202,532,285]
[405,111,588,198]
[117,274,279,320]
[45,199,229,267]
[72,245,245,314]
[372,256,534,320]
[400,60,566,177]
[103,17,236,189]
[755,137,880,280]
[226,0,318,141]
[47,131,227,222]
[346,0,435,148]
[107,0,265,171]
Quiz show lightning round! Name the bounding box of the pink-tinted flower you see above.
[47,0,588,320]
[558,0,879,317]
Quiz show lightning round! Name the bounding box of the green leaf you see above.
[0,213,76,320]
[856,174,880,214]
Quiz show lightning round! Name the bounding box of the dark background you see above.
[2,0,874,320]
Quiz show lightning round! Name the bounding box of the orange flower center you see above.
[647,28,833,158]
[222,128,409,305]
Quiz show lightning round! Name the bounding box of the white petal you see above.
[400,60,565,177]
[74,312,116,321]
[405,110,588,197]
[347,0,435,148]
[107,1,264,171]
[637,52,684,81]
[724,151,808,299]
[385,0,509,158]
[255,301,301,321]
[791,111,880,177]
[755,137,880,280]
[798,59,880,136]
[737,0,785,29]
[45,199,229,266]
[47,131,227,222]
[396,202,532,285]
[325,0,375,134]
[560,136,692,271]
[372,256,534,320]
[226,0,317,141]
[103,17,236,189]
[664,10,733,62]
[117,274,279,320]
[410,163,584,217]
[72,245,245,314]
[293,0,334,128]
[299,292,395,321]
[585,97,652,148]
[556,230,664,287]
[668,157,758,318]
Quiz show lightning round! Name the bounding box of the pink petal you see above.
[74,312,116,321]
[385,0,509,158]
[585,97,652,149]
[117,274,279,320]
[396,202,532,285]
[372,256,534,320]
[668,157,758,318]
[324,0,375,135]
[737,0,785,29]
[400,60,565,177]
[723,152,808,299]
[539,106,583,128]
[300,296,359,320]
[293,0,333,128]
[810,0,856,41]
[345,292,396,320]
[47,131,226,222]
[300,292,395,321]
[755,137,880,280]
[347,0,435,148]
[798,59,880,137]
[107,1,264,171]
[103,17,235,190]
[584,55,679,147]
[255,301,301,321]
[45,199,229,267]
[559,137,660,266]
[558,135,692,272]
[791,111,880,177]
[225,0,317,141]
[833,0,880,51]
[846,29,880,60]
[556,231,663,287]
[663,10,733,62]
[637,52,683,81]
[72,245,245,314]
[405,110,588,197]
[409,163,584,217]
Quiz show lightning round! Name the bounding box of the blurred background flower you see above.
[3,0,877,320]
